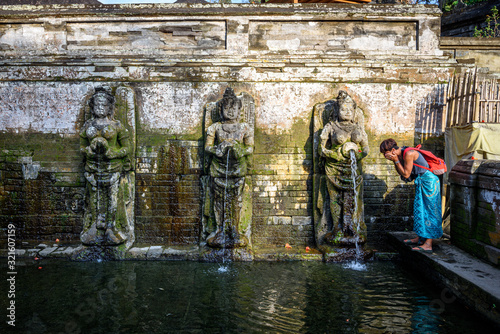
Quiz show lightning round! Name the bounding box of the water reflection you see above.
[3,261,495,333]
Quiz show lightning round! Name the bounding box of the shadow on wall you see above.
[364,173,414,250]
[414,84,447,158]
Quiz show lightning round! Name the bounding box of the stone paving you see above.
[388,231,500,329]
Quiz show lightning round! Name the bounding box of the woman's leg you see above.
[413,238,432,251]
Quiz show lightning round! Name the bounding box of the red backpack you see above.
[403,144,447,175]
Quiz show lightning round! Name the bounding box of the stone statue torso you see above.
[213,122,249,143]
[322,120,365,189]
[85,121,121,142]
[81,119,128,173]
[328,121,365,147]
[207,122,251,178]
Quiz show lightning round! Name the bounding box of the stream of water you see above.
[347,149,366,270]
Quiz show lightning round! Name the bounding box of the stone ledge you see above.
[440,37,500,50]
[388,231,500,329]
[253,247,323,261]
[0,243,331,262]
[0,4,442,18]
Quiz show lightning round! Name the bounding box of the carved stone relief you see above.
[79,86,136,254]
[202,87,255,250]
[314,91,369,248]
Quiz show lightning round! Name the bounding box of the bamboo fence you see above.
[444,70,500,128]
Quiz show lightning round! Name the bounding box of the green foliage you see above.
[444,0,458,12]
[473,6,500,38]
[333,230,343,244]
[444,0,488,12]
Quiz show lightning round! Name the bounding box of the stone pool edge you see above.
[1,242,397,262]
[388,231,500,329]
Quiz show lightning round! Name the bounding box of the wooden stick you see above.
[453,74,460,126]
[458,73,466,126]
[474,82,480,123]
[442,82,449,131]
[447,74,455,127]
[464,71,472,124]
[496,81,499,123]
[451,76,460,126]
[481,79,486,122]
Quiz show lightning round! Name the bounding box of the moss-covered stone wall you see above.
[0,4,464,249]
[449,160,500,267]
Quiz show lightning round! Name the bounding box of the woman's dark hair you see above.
[379,138,399,153]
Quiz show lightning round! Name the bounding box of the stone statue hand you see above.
[215,146,224,158]
[321,148,335,159]
[321,146,344,161]
[90,137,109,154]
[84,172,97,187]
[232,142,247,159]
[104,147,127,160]
[341,142,359,158]
[216,141,233,157]
[105,148,117,159]
[83,145,96,158]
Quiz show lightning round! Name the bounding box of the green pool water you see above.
[1,260,496,333]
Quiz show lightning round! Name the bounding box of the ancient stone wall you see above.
[449,160,500,266]
[440,37,500,78]
[0,4,462,248]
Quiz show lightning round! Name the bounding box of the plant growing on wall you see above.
[473,6,500,37]
[444,0,488,12]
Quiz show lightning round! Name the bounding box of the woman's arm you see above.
[386,150,417,179]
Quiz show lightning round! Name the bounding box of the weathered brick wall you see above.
[0,144,84,242]
[449,160,500,266]
[0,4,462,249]
[135,142,202,245]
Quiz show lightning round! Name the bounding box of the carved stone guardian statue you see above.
[314,91,369,249]
[78,86,136,257]
[202,87,255,251]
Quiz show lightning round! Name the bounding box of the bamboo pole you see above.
[458,73,467,126]
[443,76,451,130]
[474,84,480,123]
[441,83,448,132]
[464,71,473,124]
[454,74,461,126]
[488,79,493,122]
[447,75,456,127]
[496,81,499,123]
[481,79,486,122]
[480,80,484,122]
[455,75,460,125]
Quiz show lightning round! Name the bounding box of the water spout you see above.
[349,149,367,269]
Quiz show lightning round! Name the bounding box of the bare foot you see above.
[404,237,420,244]
[413,239,433,252]
[412,246,432,253]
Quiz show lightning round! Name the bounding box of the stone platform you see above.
[2,241,381,262]
[388,231,500,329]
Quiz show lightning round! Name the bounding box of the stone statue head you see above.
[337,90,356,122]
[220,87,241,122]
[89,86,115,119]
